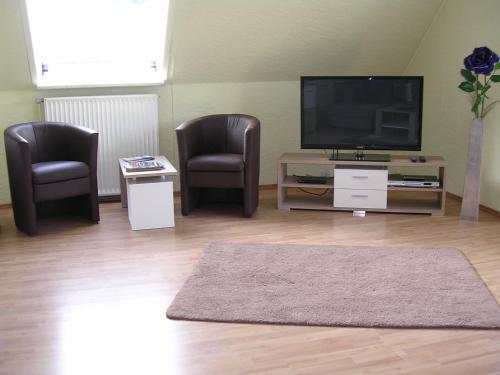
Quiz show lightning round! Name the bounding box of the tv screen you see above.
[301,76,423,151]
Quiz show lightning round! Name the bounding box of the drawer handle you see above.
[352,176,369,179]
[351,194,369,198]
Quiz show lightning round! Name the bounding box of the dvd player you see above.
[295,175,328,184]
[388,174,440,188]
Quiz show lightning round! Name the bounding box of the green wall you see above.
[0,86,175,204]
[0,0,439,203]
[405,0,500,211]
[0,2,304,204]
[2,0,499,213]
[0,79,303,204]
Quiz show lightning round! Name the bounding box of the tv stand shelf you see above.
[277,153,446,216]
[282,176,334,188]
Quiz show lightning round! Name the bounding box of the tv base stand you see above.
[277,153,446,216]
[330,151,391,162]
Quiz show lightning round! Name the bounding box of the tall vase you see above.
[460,117,484,221]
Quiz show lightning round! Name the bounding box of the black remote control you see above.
[418,156,426,163]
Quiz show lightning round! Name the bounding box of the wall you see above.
[0,86,174,204]
[0,0,442,204]
[170,81,301,186]
[405,0,500,211]
[0,79,306,203]
[171,0,442,83]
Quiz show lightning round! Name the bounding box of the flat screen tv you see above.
[301,76,423,153]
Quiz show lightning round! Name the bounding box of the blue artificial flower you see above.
[464,47,499,75]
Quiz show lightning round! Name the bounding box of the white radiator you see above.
[44,94,159,196]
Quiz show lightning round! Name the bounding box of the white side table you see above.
[118,156,177,230]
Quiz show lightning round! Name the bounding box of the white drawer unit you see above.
[127,176,175,230]
[334,188,388,209]
[334,167,388,209]
[119,156,177,230]
[334,168,388,190]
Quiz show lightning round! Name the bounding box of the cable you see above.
[298,187,331,196]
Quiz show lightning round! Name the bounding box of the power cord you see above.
[298,187,331,196]
[293,174,332,196]
[292,150,335,197]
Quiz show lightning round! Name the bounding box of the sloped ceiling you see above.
[170,0,443,83]
[0,0,33,90]
[0,0,443,89]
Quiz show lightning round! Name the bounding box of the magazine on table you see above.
[123,155,155,163]
[125,160,165,172]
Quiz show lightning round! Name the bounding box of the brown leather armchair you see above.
[176,114,260,217]
[4,121,99,235]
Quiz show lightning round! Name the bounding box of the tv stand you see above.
[330,151,391,162]
[277,153,446,216]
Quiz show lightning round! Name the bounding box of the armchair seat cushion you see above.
[32,161,89,185]
[187,154,244,172]
[34,177,90,203]
[188,171,244,188]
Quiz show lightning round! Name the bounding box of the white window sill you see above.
[35,80,167,90]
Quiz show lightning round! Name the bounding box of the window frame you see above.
[21,0,174,89]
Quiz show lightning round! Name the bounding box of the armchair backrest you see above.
[226,115,249,154]
[197,115,227,155]
[194,114,255,155]
[6,122,82,163]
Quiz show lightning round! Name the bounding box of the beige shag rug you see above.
[167,243,500,329]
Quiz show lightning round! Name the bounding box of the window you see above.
[24,0,170,88]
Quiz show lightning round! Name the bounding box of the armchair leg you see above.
[23,222,38,236]
[13,201,38,236]
[181,187,201,216]
[75,194,99,223]
[181,205,190,216]
[243,186,259,218]
[89,194,100,223]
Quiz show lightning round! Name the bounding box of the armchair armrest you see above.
[4,128,33,181]
[243,119,260,165]
[243,118,260,184]
[176,118,203,166]
[4,128,36,225]
[64,124,98,172]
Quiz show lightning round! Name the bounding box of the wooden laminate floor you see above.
[0,190,499,375]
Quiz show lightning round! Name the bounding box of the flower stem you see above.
[481,75,486,118]
[475,73,479,118]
